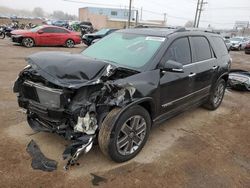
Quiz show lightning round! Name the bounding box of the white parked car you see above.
[230,37,250,50]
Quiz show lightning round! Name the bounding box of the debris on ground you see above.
[90,173,107,186]
[26,140,58,172]
[228,69,250,91]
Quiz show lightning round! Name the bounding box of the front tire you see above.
[203,79,226,110]
[98,105,151,163]
[22,37,34,48]
[65,39,75,48]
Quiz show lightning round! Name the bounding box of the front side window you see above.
[191,36,212,62]
[164,37,191,65]
[82,32,165,69]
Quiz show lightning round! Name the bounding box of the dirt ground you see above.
[0,38,249,188]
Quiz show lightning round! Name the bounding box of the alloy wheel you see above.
[23,38,34,47]
[213,82,225,106]
[116,115,147,156]
[66,40,74,48]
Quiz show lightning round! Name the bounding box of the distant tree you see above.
[185,21,194,28]
[51,10,77,20]
[32,7,44,17]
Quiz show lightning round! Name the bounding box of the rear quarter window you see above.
[191,36,212,62]
[212,37,228,56]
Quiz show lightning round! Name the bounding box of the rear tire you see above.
[65,39,74,48]
[203,79,226,110]
[98,105,151,162]
[22,37,34,48]
[0,32,5,39]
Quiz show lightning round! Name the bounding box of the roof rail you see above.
[175,27,220,34]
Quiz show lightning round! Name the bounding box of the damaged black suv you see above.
[13,28,231,168]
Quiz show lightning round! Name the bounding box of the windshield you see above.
[30,25,44,32]
[95,28,110,35]
[81,32,165,69]
[231,37,242,42]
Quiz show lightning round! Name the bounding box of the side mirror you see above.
[162,60,184,73]
[37,30,44,34]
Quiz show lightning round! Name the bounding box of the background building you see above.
[79,7,166,29]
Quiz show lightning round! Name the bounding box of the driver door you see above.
[159,37,197,114]
[37,27,57,46]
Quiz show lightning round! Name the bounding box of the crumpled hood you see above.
[11,29,33,35]
[26,51,112,88]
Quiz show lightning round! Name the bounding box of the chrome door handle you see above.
[188,73,196,77]
[212,66,218,70]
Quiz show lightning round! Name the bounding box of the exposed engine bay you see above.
[13,52,139,169]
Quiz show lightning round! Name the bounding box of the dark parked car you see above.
[13,28,231,169]
[244,42,250,54]
[82,28,118,46]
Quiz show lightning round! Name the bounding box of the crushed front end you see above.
[13,52,137,169]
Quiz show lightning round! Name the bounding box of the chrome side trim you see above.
[183,58,216,68]
[161,85,211,108]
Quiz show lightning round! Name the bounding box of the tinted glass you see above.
[42,27,56,33]
[30,25,44,32]
[53,28,68,33]
[212,37,228,56]
[165,37,191,65]
[191,36,212,61]
[95,28,110,35]
[82,33,165,69]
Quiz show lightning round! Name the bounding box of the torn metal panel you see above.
[228,69,250,91]
[63,135,94,170]
[26,140,57,172]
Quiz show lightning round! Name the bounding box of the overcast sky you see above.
[0,0,249,29]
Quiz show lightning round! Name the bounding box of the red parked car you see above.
[245,42,250,54]
[11,25,81,48]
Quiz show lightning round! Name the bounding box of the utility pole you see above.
[193,0,200,27]
[140,7,143,21]
[135,10,139,26]
[163,13,167,26]
[194,0,207,28]
[127,0,132,28]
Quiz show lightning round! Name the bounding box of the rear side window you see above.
[42,27,56,33]
[53,28,69,33]
[191,36,212,62]
[212,37,228,56]
[165,37,191,65]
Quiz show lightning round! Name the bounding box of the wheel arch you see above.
[219,73,229,83]
[113,97,155,126]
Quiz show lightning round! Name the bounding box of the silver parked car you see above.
[230,37,250,50]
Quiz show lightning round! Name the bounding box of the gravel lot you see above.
[0,39,249,188]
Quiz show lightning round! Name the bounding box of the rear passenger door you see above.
[159,37,197,113]
[189,36,217,97]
